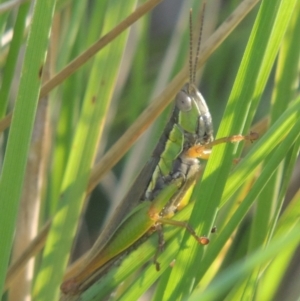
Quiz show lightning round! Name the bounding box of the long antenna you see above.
[189,8,193,92]
[192,1,206,85]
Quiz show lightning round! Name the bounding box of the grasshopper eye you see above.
[175,91,192,112]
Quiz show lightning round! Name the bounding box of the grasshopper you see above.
[61,8,257,295]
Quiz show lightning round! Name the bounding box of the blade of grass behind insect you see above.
[160,0,297,300]
[33,2,138,300]
[0,0,56,295]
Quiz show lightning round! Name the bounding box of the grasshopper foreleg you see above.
[186,131,259,159]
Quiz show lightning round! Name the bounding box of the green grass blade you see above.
[47,0,90,214]
[0,2,30,117]
[0,0,56,294]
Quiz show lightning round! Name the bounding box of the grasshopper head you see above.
[175,83,213,146]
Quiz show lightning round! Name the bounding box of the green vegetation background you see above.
[0,0,300,300]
